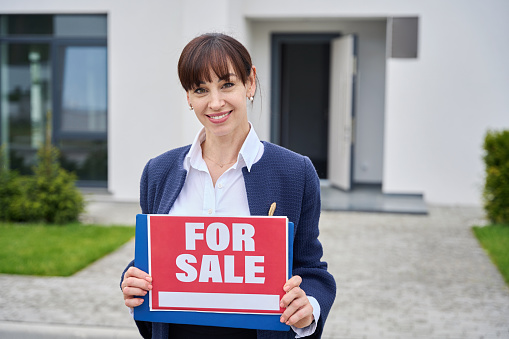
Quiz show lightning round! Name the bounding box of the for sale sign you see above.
[134,214,293,331]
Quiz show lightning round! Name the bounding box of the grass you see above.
[473,224,509,287]
[0,222,135,276]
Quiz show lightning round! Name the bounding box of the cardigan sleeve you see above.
[122,158,155,338]
[291,156,336,338]
[139,159,151,214]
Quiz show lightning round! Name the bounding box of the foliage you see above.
[0,223,134,276]
[0,144,85,224]
[0,147,21,220]
[473,225,509,287]
[32,144,85,223]
[6,175,43,222]
[483,130,509,224]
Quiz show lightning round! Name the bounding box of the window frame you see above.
[0,14,108,186]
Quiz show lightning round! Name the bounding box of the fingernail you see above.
[280,316,284,323]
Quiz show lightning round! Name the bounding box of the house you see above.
[1,0,508,206]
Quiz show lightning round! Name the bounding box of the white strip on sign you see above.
[159,292,280,311]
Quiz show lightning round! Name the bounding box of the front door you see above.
[272,34,339,178]
[328,35,357,191]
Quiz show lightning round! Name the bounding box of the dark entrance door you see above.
[271,34,339,178]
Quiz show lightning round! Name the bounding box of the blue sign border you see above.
[133,214,294,331]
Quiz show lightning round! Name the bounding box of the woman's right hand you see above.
[121,266,153,308]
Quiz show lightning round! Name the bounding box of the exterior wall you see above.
[2,0,508,206]
[382,2,509,204]
[243,1,509,205]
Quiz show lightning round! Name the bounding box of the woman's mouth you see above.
[206,111,232,123]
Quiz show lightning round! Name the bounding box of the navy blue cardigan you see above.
[123,141,336,338]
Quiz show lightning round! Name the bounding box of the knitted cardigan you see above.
[122,141,336,339]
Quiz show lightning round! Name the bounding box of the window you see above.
[0,14,107,185]
[389,17,419,59]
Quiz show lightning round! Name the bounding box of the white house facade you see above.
[1,0,508,206]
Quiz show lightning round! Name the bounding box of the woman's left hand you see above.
[279,275,314,328]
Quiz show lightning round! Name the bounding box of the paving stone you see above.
[2,203,509,338]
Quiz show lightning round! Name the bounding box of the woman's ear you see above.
[249,65,257,94]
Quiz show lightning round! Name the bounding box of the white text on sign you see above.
[175,222,265,284]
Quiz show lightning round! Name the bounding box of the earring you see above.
[249,96,254,102]
[189,105,194,111]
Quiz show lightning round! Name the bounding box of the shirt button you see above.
[218,183,223,189]
[208,209,212,214]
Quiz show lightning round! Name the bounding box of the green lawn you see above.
[473,224,509,286]
[0,223,135,276]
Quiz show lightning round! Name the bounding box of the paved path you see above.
[319,206,509,339]
[2,203,509,338]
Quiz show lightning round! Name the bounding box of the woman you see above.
[121,33,336,339]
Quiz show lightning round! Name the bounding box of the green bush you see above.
[483,130,509,224]
[7,176,43,222]
[0,149,21,220]
[0,144,85,224]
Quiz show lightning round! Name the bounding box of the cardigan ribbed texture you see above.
[123,141,336,339]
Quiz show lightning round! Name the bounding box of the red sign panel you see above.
[148,215,289,314]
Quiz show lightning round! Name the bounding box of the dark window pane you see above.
[0,43,52,174]
[59,139,107,182]
[55,15,107,38]
[59,45,107,133]
[390,17,419,58]
[4,15,53,36]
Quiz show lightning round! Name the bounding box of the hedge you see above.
[483,130,509,224]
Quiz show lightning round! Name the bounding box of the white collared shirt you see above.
[169,123,263,217]
[168,123,320,337]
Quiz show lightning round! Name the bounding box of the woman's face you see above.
[187,65,256,140]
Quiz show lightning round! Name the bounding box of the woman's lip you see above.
[206,111,232,124]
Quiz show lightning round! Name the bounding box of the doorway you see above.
[265,21,387,191]
[271,33,340,178]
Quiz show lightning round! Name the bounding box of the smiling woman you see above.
[121,33,336,339]
[186,71,254,183]
[179,34,257,185]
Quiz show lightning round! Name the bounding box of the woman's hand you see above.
[279,275,314,328]
[121,267,153,308]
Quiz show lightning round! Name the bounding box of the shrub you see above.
[483,130,509,224]
[0,144,85,224]
[0,147,21,220]
[31,144,85,223]
[7,175,44,222]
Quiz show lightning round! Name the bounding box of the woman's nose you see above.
[208,90,225,110]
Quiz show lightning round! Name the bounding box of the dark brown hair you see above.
[178,33,253,91]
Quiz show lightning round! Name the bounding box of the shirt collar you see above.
[184,122,262,173]
[237,123,261,172]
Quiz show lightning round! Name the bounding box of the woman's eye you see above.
[223,82,234,89]
[194,88,206,94]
